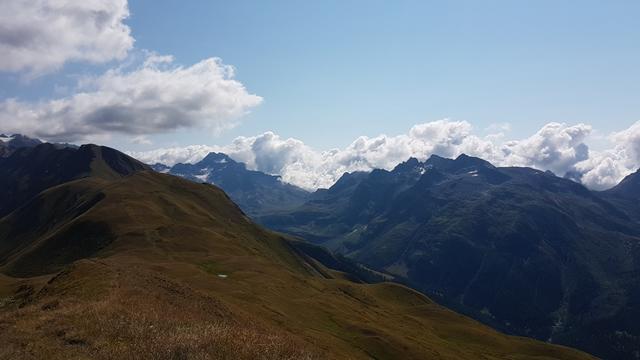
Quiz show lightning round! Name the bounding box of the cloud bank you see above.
[0,54,263,142]
[0,0,134,75]
[129,120,640,191]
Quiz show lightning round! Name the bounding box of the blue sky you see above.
[1,0,640,190]
[130,0,640,149]
[3,0,639,149]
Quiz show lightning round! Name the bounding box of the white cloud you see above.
[573,121,640,190]
[575,153,627,190]
[0,0,134,75]
[0,54,263,142]
[130,120,640,191]
[130,144,220,165]
[500,123,592,175]
[611,121,640,166]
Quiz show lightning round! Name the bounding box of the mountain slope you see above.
[156,152,310,217]
[0,147,592,359]
[0,143,149,217]
[261,154,640,359]
[601,169,640,226]
[606,168,640,199]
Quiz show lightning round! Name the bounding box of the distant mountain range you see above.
[261,153,640,360]
[0,142,592,359]
[152,153,310,217]
[0,133,42,157]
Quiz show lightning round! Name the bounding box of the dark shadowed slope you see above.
[154,152,310,217]
[606,168,640,199]
[603,168,640,219]
[0,147,592,359]
[261,154,640,359]
[0,143,149,218]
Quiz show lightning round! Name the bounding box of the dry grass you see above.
[73,299,316,359]
[0,262,321,360]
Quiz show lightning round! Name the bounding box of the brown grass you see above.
[0,261,322,360]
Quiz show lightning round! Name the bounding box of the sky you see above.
[1,0,639,190]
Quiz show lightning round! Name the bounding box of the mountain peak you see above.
[423,153,494,173]
[454,153,495,168]
[0,143,148,217]
[195,152,245,170]
[424,154,454,169]
[328,171,369,193]
[199,152,234,165]
[454,153,477,162]
[426,153,447,161]
[81,144,150,179]
[392,157,421,172]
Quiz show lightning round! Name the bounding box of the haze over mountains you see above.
[0,140,595,359]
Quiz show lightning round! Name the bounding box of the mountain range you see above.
[260,154,640,360]
[152,152,310,217]
[0,133,42,157]
[0,142,593,359]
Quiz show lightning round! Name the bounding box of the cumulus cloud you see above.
[131,144,220,166]
[0,0,134,75]
[130,120,640,191]
[575,153,627,190]
[611,121,640,165]
[573,121,640,190]
[500,123,592,175]
[0,54,263,142]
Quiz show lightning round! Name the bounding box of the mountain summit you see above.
[0,143,148,218]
